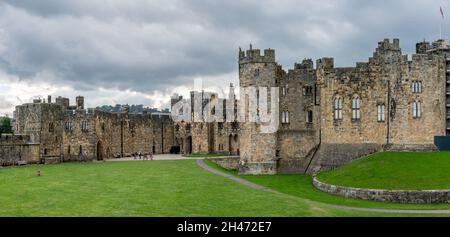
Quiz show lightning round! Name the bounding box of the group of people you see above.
[132,151,153,160]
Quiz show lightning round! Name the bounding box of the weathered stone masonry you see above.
[238,38,450,175]
[6,96,175,165]
[313,177,450,204]
[2,37,449,175]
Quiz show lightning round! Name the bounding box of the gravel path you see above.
[105,154,189,162]
[196,159,450,214]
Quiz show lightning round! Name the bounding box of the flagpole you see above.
[440,6,445,40]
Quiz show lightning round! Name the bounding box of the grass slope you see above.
[204,157,450,211]
[317,152,450,190]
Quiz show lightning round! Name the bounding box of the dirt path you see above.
[196,159,450,214]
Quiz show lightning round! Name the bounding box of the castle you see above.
[238,38,450,175]
[3,96,174,165]
[1,38,450,175]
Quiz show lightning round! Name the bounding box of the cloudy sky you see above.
[0,0,448,116]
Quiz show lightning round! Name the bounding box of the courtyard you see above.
[0,152,449,216]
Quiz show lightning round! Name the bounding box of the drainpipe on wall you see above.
[387,80,391,147]
[120,120,124,157]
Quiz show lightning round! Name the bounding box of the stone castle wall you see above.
[0,134,40,165]
[238,38,450,174]
[63,109,96,162]
[276,60,321,173]
[3,38,449,174]
[238,48,279,174]
[5,98,176,166]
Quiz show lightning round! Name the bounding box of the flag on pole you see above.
[441,6,445,19]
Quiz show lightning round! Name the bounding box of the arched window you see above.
[351,96,361,120]
[413,101,422,118]
[48,123,54,133]
[334,97,343,120]
[412,81,422,93]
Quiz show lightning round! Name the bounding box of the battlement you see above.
[375,38,401,52]
[416,41,431,54]
[0,134,30,144]
[239,45,275,64]
[294,58,314,70]
[316,57,334,70]
[64,108,96,117]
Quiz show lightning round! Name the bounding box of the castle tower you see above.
[238,45,280,175]
[76,96,84,110]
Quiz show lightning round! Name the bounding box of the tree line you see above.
[0,116,13,136]
[96,104,170,113]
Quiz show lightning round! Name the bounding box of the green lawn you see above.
[317,152,450,190]
[0,158,448,217]
[204,155,450,211]
[0,160,368,217]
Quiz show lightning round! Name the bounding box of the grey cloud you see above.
[0,0,448,97]
[0,96,13,110]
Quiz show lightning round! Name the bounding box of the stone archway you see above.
[186,136,192,154]
[97,141,103,161]
[228,134,233,155]
[229,134,239,155]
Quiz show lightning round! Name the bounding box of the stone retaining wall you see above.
[207,156,240,170]
[307,143,382,174]
[312,177,450,204]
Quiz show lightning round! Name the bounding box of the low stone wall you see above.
[277,158,309,174]
[238,161,277,175]
[44,157,62,165]
[390,144,438,152]
[207,156,240,171]
[313,177,450,204]
[0,143,40,166]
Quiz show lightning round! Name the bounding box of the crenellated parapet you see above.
[316,57,334,71]
[294,58,314,70]
[239,45,276,64]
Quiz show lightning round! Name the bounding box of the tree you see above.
[0,116,13,136]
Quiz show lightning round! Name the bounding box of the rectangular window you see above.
[377,104,385,122]
[254,68,260,78]
[352,97,361,120]
[304,86,313,96]
[306,111,313,124]
[334,98,343,120]
[81,121,89,132]
[413,101,422,118]
[282,112,290,124]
